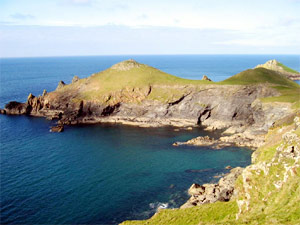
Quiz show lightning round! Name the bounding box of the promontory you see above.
[1,59,300,224]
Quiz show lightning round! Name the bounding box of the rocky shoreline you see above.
[173,132,265,150]
[1,59,299,218]
[181,167,244,208]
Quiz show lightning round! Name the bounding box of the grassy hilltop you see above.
[220,67,300,104]
[54,60,210,104]
[53,59,300,107]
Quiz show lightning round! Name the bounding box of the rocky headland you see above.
[1,59,299,224]
[1,59,299,151]
[1,59,298,150]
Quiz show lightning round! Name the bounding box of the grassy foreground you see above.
[122,114,300,225]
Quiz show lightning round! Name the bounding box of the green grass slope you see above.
[220,68,298,86]
[55,60,211,103]
[277,62,299,74]
[54,60,299,105]
[220,68,300,104]
[122,116,300,225]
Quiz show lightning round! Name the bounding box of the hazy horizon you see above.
[1,53,300,60]
[1,0,300,57]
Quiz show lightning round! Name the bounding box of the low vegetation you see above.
[56,61,210,103]
[220,68,300,105]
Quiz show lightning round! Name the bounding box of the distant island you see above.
[1,59,300,224]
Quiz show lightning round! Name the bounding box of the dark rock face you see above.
[0,84,290,131]
[181,167,244,208]
[0,83,291,138]
[4,101,32,115]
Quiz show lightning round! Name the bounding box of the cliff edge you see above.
[1,59,299,147]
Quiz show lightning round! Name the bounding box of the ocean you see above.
[0,55,299,224]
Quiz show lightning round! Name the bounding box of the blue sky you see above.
[0,0,299,57]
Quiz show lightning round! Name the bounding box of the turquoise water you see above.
[0,55,299,224]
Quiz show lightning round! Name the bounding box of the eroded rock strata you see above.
[0,60,297,143]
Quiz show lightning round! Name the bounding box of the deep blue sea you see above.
[0,55,299,224]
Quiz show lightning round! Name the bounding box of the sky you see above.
[0,0,300,57]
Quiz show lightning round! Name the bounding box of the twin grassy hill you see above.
[54,59,300,106]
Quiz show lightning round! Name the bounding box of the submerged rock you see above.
[50,125,64,132]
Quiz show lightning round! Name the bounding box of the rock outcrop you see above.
[181,167,244,208]
[111,59,141,71]
[72,75,80,83]
[56,80,66,90]
[174,132,265,149]
[202,75,212,81]
[255,59,300,80]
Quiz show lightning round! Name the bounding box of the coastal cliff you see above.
[1,59,298,148]
[1,59,299,224]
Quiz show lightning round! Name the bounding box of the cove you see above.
[0,115,252,224]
